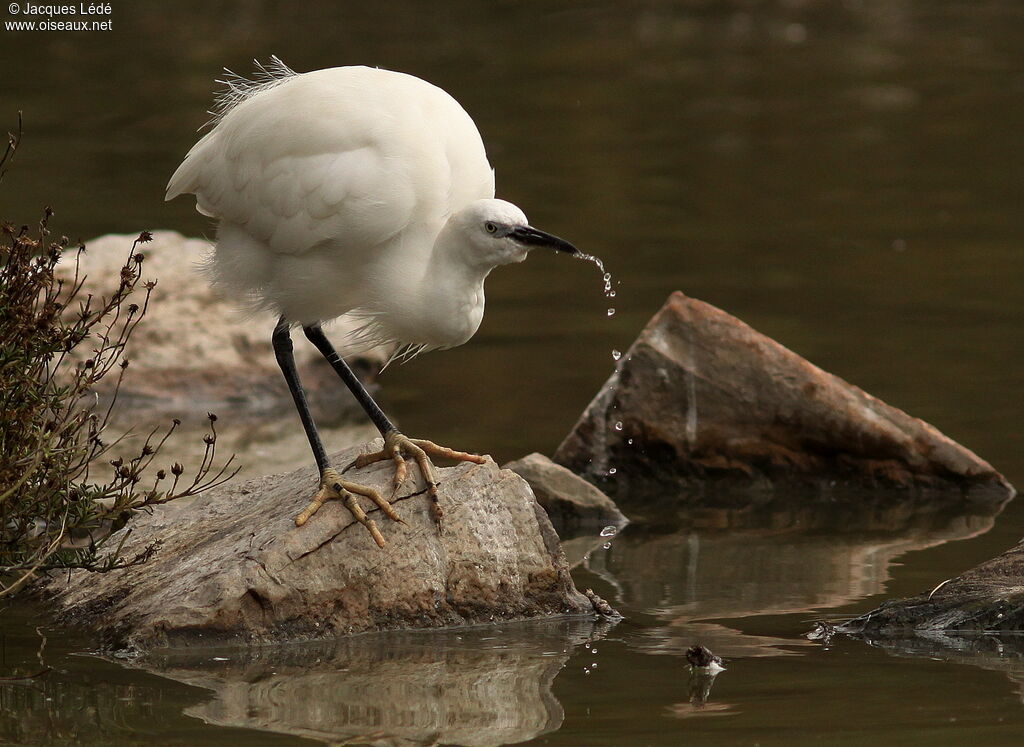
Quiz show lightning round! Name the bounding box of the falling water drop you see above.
[614,421,623,431]
[602,542,612,549]
[606,308,616,317]
[608,467,617,475]
[575,253,616,297]
[627,438,634,445]
[600,525,618,537]
[611,349,622,361]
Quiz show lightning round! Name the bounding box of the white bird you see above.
[167,59,579,546]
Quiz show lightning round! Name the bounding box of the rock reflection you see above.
[138,618,614,746]
[858,633,1024,705]
[570,485,1009,660]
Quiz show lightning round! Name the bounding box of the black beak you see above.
[510,225,580,255]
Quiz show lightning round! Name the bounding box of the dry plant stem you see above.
[294,467,405,548]
[347,431,487,521]
[0,139,237,591]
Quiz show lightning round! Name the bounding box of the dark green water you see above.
[3,1,1024,743]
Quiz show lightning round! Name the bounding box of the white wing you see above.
[167,66,495,256]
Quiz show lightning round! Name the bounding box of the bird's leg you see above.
[273,317,404,545]
[303,324,487,521]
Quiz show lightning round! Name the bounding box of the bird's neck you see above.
[405,229,490,349]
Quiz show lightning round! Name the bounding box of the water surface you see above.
[2,1,1024,744]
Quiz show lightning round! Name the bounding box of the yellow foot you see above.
[346,431,487,520]
[294,467,405,548]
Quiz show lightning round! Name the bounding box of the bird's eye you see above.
[484,221,498,234]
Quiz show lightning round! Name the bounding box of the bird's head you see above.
[445,199,579,269]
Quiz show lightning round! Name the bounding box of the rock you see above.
[504,452,628,531]
[65,231,392,408]
[554,292,1013,503]
[840,540,1024,634]
[47,441,598,652]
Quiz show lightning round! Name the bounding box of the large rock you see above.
[504,452,627,532]
[48,441,599,652]
[840,540,1024,634]
[554,292,1013,502]
[67,231,391,408]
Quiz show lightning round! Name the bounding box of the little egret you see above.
[167,60,580,546]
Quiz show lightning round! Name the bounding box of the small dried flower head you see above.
[120,359,130,369]
[170,462,184,476]
[144,280,157,290]
[110,457,123,468]
[207,412,218,422]
[133,252,145,264]
[156,469,166,480]
[83,359,94,369]
[137,231,153,243]
[118,465,132,479]
[172,418,181,426]
[203,434,215,445]
[127,303,139,315]
[141,444,155,456]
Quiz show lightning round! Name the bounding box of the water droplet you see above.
[574,253,616,300]
[602,542,612,549]
[611,349,622,361]
[592,662,598,668]
[591,648,598,654]
[608,467,617,475]
[614,421,623,431]
[585,669,592,675]
[609,290,616,298]
[606,308,615,317]
[627,438,634,445]
[600,525,618,537]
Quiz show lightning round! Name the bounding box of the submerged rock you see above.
[840,540,1024,634]
[67,231,391,409]
[554,292,1013,502]
[48,441,598,652]
[504,452,627,532]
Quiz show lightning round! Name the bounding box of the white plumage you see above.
[166,60,559,358]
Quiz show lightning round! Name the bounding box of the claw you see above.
[294,467,403,548]
[299,436,485,540]
[340,432,486,522]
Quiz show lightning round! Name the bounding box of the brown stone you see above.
[46,441,596,652]
[554,292,1013,503]
[503,452,627,532]
[840,540,1024,634]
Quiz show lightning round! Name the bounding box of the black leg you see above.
[272,317,329,474]
[303,323,397,437]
